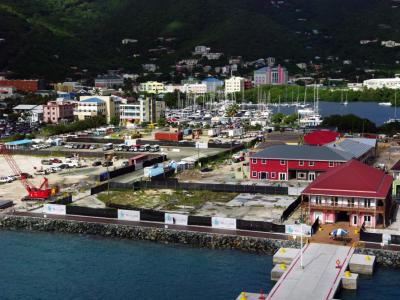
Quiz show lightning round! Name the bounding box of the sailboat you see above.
[385,90,400,124]
[341,90,348,106]
[299,84,323,127]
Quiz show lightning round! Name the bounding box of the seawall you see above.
[0,215,298,255]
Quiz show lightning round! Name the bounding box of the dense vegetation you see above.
[40,116,106,137]
[321,114,400,135]
[1,0,400,80]
[232,85,400,104]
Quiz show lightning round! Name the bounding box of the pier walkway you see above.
[268,243,354,300]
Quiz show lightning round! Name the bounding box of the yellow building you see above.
[139,81,165,94]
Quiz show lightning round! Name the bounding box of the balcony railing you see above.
[303,202,384,213]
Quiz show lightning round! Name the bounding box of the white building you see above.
[139,81,165,94]
[120,98,165,126]
[193,46,210,55]
[363,78,400,90]
[74,96,124,123]
[225,77,245,94]
[184,83,207,94]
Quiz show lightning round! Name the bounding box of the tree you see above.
[271,113,285,124]
[225,104,239,117]
[157,117,166,127]
[110,116,120,126]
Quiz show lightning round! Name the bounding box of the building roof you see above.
[202,77,222,83]
[80,97,104,104]
[13,104,39,111]
[250,145,353,161]
[390,160,400,172]
[5,139,33,145]
[304,130,339,146]
[326,138,376,159]
[302,160,393,199]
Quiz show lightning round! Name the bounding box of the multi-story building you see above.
[139,81,165,94]
[301,159,394,228]
[363,77,400,89]
[120,97,165,126]
[94,75,124,89]
[43,99,76,124]
[225,76,245,94]
[74,97,107,121]
[193,46,210,55]
[74,96,123,123]
[201,77,224,93]
[0,78,39,92]
[250,140,376,181]
[253,65,288,86]
[184,83,207,94]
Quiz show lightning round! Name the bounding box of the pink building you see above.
[301,160,394,228]
[43,100,76,124]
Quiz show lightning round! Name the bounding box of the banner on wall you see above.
[211,217,237,230]
[285,224,312,236]
[43,204,66,215]
[165,213,188,225]
[118,209,140,221]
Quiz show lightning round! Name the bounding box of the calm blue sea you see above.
[272,101,397,125]
[0,230,398,300]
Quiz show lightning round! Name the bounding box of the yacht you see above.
[385,90,398,124]
[379,102,392,106]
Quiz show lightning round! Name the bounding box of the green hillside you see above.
[1,0,400,80]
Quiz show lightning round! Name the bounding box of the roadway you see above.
[267,243,354,300]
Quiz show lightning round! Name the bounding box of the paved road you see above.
[268,243,354,300]
[10,212,289,241]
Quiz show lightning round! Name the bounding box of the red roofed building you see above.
[301,160,394,228]
[304,130,339,146]
[0,79,39,92]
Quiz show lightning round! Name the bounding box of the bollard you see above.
[240,292,247,300]
[280,264,286,270]
[344,271,351,277]
[281,248,286,254]
[258,289,266,300]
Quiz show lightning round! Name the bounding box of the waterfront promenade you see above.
[267,243,354,300]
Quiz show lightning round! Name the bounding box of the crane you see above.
[0,143,58,200]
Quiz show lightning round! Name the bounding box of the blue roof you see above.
[5,139,33,145]
[202,77,222,83]
[80,97,104,104]
[254,67,268,74]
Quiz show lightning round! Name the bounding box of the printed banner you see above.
[285,224,312,236]
[118,209,140,221]
[212,217,237,230]
[165,213,188,225]
[43,204,66,215]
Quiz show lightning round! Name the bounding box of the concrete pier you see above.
[272,248,300,265]
[349,254,375,275]
[271,264,286,281]
[341,271,358,290]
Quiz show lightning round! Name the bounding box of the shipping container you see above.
[154,132,183,141]
[143,164,164,178]
[128,154,148,169]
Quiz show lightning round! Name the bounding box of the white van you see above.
[102,143,113,151]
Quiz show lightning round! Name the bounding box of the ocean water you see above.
[272,101,397,125]
[0,230,398,300]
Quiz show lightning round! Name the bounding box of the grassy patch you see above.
[97,189,237,211]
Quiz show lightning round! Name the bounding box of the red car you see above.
[50,158,62,163]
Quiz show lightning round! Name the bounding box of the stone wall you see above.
[0,215,299,254]
[355,247,400,268]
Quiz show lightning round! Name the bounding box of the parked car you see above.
[89,144,97,150]
[149,145,160,152]
[0,176,14,183]
[50,158,62,163]
[200,167,213,173]
[64,144,73,149]
[122,161,129,167]
[92,161,102,167]
[102,161,113,167]
[41,159,53,165]
[59,164,69,169]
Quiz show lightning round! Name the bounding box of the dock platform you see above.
[267,243,354,300]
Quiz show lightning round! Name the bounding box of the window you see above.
[261,159,267,164]
[316,196,322,204]
[329,162,334,167]
[309,161,315,166]
[363,215,372,226]
[348,198,355,207]
[252,159,257,164]
[252,171,257,178]
[364,199,371,208]
[280,160,286,165]
[299,160,304,166]
[279,173,287,180]
[271,172,276,179]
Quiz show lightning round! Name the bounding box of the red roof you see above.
[302,159,393,199]
[304,130,339,146]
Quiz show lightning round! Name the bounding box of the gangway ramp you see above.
[268,243,354,300]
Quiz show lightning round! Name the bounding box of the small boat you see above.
[379,102,392,106]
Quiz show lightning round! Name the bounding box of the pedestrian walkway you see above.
[267,243,354,300]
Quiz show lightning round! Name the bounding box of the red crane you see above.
[0,143,57,200]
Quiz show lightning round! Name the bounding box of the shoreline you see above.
[1,214,400,268]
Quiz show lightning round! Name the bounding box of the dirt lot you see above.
[0,154,126,209]
[96,189,300,222]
